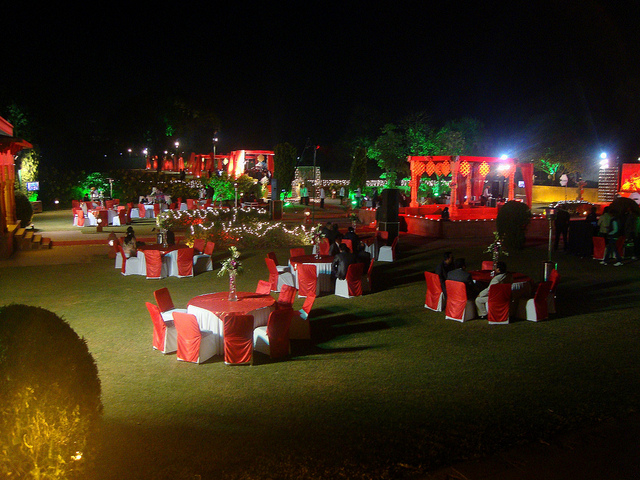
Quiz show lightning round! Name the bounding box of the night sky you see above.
[3,2,640,168]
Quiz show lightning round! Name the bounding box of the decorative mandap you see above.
[408,155,533,215]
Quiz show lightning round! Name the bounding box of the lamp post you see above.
[312,145,318,225]
[213,134,218,170]
[234,182,238,208]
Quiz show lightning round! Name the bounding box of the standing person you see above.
[355,187,362,207]
[371,188,379,208]
[602,213,623,266]
[339,186,345,204]
[319,187,326,208]
[597,206,612,237]
[475,261,513,318]
[554,205,571,251]
[301,184,309,206]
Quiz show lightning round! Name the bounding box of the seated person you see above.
[343,226,360,251]
[446,257,478,299]
[329,234,343,256]
[122,227,138,258]
[474,261,513,318]
[332,243,356,280]
[435,251,454,292]
[355,243,371,266]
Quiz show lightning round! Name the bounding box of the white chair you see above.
[517,281,552,322]
[117,245,144,275]
[172,312,217,364]
[378,236,398,262]
[154,288,188,322]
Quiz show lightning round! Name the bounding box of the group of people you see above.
[435,252,513,318]
[595,205,640,265]
[318,221,371,281]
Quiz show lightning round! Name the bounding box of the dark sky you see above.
[3,1,640,166]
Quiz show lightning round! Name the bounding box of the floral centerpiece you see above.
[484,231,508,272]
[309,224,324,258]
[218,246,243,301]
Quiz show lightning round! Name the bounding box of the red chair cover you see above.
[265,257,279,291]
[223,314,254,365]
[533,281,552,319]
[172,312,204,363]
[277,284,297,307]
[424,271,444,311]
[266,308,293,359]
[177,248,194,277]
[341,239,353,252]
[345,262,364,297]
[153,203,160,216]
[297,264,318,298]
[267,251,279,265]
[145,302,169,352]
[445,280,470,321]
[117,244,127,274]
[145,250,165,279]
[487,284,511,324]
[187,199,196,209]
[290,247,305,258]
[256,280,272,295]
[193,238,206,254]
[318,238,331,255]
[154,287,176,312]
[118,208,127,225]
[592,236,605,260]
[481,261,494,270]
[106,200,114,208]
[377,230,389,244]
[549,269,560,292]
[138,204,146,218]
[76,209,85,226]
[300,294,316,317]
[204,241,215,255]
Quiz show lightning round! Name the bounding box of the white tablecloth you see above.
[87,209,117,226]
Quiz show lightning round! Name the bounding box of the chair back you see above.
[290,247,306,258]
[172,312,203,363]
[445,280,470,321]
[266,308,294,359]
[265,257,280,291]
[548,269,560,292]
[487,283,511,324]
[145,250,165,279]
[318,238,331,255]
[345,262,364,297]
[341,239,353,252]
[187,198,196,209]
[297,264,318,298]
[267,251,279,265]
[106,200,114,209]
[177,248,194,277]
[154,287,175,312]
[533,281,552,320]
[146,302,167,351]
[390,236,399,252]
[424,271,444,311]
[300,294,316,317]
[204,241,215,255]
[222,314,254,365]
[117,244,127,274]
[138,204,146,218]
[76,209,85,226]
[153,203,161,216]
[481,261,494,270]
[256,280,272,295]
[277,284,297,307]
[193,239,206,254]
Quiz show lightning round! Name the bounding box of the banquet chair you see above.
[117,208,128,226]
[444,280,476,322]
[265,257,295,292]
[487,284,512,325]
[117,244,143,275]
[193,238,206,254]
[176,248,195,277]
[145,250,168,279]
[172,312,216,364]
[75,208,85,227]
[378,236,398,262]
[105,200,114,209]
[267,251,291,273]
[187,198,197,209]
[481,261,494,270]
[340,239,353,253]
[255,280,273,295]
[253,307,294,359]
[361,259,375,293]
[153,203,160,217]
[138,204,146,219]
[517,281,552,322]
[145,302,177,354]
[592,236,605,260]
[547,269,560,314]
[318,238,331,255]
[289,247,306,258]
[290,294,316,340]
[154,287,188,322]
[277,284,297,308]
[335,262,364,298]
[376,230,389,246]
[193,241,215,274]
[222,314,255,365]
[424,271,444,312]
[297,263,318,298]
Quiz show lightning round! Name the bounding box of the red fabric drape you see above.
[297,264,318,298]
[177,248,194,277]
[146,302,168,351]
[173,312,203,363]
[520,163,534,207]
[533,282,551,320]
[256,280,272,295]
[138,204,146,218]
[223,314,254,364]
[154,288,175,312]
[345,263,364,297]
[487,284,511,324]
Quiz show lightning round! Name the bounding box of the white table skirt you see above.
[87,210,117,226]
[186,303,275,355]
[130,204,162,219]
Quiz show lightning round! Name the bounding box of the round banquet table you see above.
[289,255,334,292]
[186,292,276,355]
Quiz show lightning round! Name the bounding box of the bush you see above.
[14,190,33,227]
[0,305,102,479]
[496,201,532,250]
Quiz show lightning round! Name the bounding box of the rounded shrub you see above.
[0,305,102,479]
[496,200,533,250]
[14,190,33,227]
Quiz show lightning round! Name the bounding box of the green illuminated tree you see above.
[367,124,407,186]
[273,143,298,197]
[349,146,368,192]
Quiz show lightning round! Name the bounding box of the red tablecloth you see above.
[138,244,187,254]
[289,254,334,266]
[188,292,275,316]
[469,270,532,284]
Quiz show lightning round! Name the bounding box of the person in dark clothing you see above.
[435,251,454,292]
[446,257,478,299]
[329,235,343,256]
[343,226,360,251]
[355,243,371,266]
[332,243,355,280]
[554,205,571,251]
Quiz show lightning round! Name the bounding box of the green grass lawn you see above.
[1,236,639,479]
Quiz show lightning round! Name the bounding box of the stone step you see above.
[32,234,42,249]
[41,237,52,249]
[19,230,33,250]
